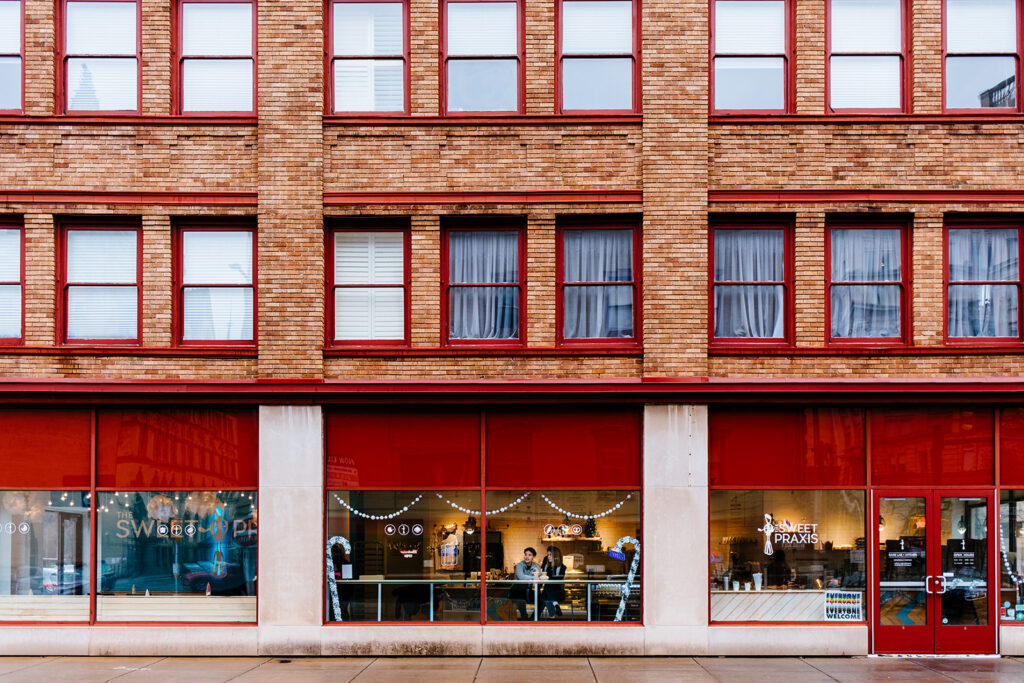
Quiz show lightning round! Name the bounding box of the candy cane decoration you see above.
[609,535,640,622]
[326,535,352,621]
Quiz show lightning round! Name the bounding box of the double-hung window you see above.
[444,0,521,113]
[828,0,904,111]
[828,226,906,342]
[712,0,788,112]
[179,0,255,113]
[558,0,636,112]
[947,226,1022,340]
[61,225,140,343]
[0,223,21,342]
[63,1,139,113]
[559,224,638,343]
[0,1,21,112]
[444,224,523,344]
[330,0,406,113]
[712,225,789,341]
[178,226,255,344]
[945,0,1019,110]
[330,226,407,344]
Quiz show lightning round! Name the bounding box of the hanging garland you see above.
[610,535,641,623]
[435,492,530,516]
[540,493,633,520]
[325,535,352,621]
[332,492,423,520]
[1001,525,1023,587]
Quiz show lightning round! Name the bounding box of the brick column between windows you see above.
[23,0,55,115]
[794,210,825,346]
[912,210,943,345]
[795,0,826,114]
[141,215,171,346]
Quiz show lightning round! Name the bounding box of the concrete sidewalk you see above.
[2,656,1024,682]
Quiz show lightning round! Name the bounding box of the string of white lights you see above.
[540,493,632,520]
[1001,525,1023,586]
[332,492,423,520]
[435,492,531,516]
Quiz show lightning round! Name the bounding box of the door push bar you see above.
[924,576,949,594]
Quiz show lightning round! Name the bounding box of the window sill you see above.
[709,345,1024,356]
[0,115,258,126]
[324,347,644,357]
[0,346,257,357]
[710,113,1024,125]
[324,114,642,126]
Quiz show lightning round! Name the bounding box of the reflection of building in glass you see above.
[70,63,99,110]
[980,75,1016,107]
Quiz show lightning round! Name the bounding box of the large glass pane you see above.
[326,490,482,622]
[335,231,404,285]
[562,57,632,110]
[485,490,641,622]
[562,1,632,54]
[0,228,18,281]
[447,2,517,55]
[949,228,1019,282]
[183,231,252,284]
[182,59,253,112]
[67,230,136,283]
[714,0,785,53]
[946,0,1016,53]
[878,496,928,626]
[182,286,253,341]
[940,496,988,626]
[831,0,901,53]
[563,285,633,339]
[447,59,517,112]
[333,59,404,112]
[710,490,866,621]
[714,57,785,110]
[714,228,784,282]
[564,229,633,283]
[714,284,785,338]
[0,57,20,110]
[66,58,137,111]
[334,286,404,340]
[66,285,137,339]
[946,56,1016,109]
[334,2,403,56]
[0,284,20,337]
[448,286,518,339]
[0,1,19,54]
[948,284,1018,337]
[96,491,257,622]
[831,284,901,338]
[0,491,91,621]
[830,56,900,109]
[449,230,518,283]
[832,229,902,282]
[66,1,136,55]
[999,490,1024,621]
[182,3,252,56]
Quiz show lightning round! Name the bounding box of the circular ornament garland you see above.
[332,492,423,520]
[540,493,633,520]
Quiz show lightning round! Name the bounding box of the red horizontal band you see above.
[708,188,1024,203]
[325,114,642,126]
[0,115,257,126]
[0,190,258,205]
[324,190,643,205]
[324,346,642,356]
[710,345,1024,356]
[710,114,1024,125]
[0,346,257,357]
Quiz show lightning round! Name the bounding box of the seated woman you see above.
[541,546,566,619]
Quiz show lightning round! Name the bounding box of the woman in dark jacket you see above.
[541,546,566,619]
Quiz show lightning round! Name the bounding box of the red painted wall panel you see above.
[1000,407,1024,486]
[0,408,92,488]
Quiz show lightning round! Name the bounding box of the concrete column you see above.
[258,406,324,655]
[642,404,710,655]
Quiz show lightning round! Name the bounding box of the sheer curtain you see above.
[563,229,633,339]
[449,230,518,340]
[830,229,901,338]
[713,229,784,338]
[948,228,1019,337]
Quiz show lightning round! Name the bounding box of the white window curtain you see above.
[334,231,404,341]
[563,229,633,339]
[181,3,253,112]
[66,229,137,340]
[713,229,784,338]
[830,229,901,338]
[948,228,1019,337]
[0,228,19,337]
[65,1,138,111]
[182,231,253,341]
[448,230,518,340]
[0,1,20,111]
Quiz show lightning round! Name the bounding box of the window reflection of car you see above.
[179,561,249,594]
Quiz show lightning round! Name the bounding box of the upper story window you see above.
[179,0,255,113]
[828,225,906,342]
[443,0,522,114]
[947,226,1021,340]
[0,1,22,112]
[712,224,789,342]
[945,0,1019,110]
[443,223,523,344]
[177,225,255,344]
[558,223,638,343]
[61,224,140,343]
[0,223,21,342]
[330,0,406,114]
[330,226,408,344]
[712,0,788,113]
[558,0,636,112]
[828,0,904,112]
[63,1,140,113]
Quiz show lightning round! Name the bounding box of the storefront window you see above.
[1000,490,1024,621]
[96,490,257,622]
[710,490,866,621]
[0,491,91,621]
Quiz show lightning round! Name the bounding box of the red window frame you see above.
[825,220,911,346]
[943,219,1024,345]
[942,0,1023,113]
[325,219,411,348]
[0,217,23,344]
[57,219,142,346]
[554,0,641,114]
[709,0,795,115]
[173,0,258,116]
[0,0,25,114]
[326,0,410,116]
[708,217,795,347]
[555,217,642,347]
[825,0,909,114]
[440,0,526,116]
[58,0,142,115]
[441,217,527,347]
[173,220,257,347]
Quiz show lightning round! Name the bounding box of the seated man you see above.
[510,547,541,621]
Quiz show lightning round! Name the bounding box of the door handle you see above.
[937,576,947,594]
[925,576,933,594]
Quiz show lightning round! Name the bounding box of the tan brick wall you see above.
[23,0,55,115]
[794,0,825,114]
[794,211,825,346]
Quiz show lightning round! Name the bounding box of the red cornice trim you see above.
[324,190,643,205]
[0,116,257,126]
[710,114,1024,125]
[708,189,1024,203]
[324,115,642,126]
[0,191,257,206]
[0,347,256,357]
[710,345,1024,356]
[324,347,643,357]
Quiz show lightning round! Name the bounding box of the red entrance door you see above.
[873,490,997,654]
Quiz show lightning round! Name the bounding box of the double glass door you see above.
[873,490,996,654]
